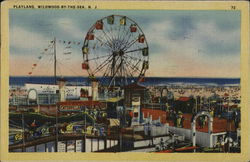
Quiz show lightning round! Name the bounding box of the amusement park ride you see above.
[81,15,149,89]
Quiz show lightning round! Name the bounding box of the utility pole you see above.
[54,37,57,85]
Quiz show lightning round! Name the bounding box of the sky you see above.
[9,9,241,78]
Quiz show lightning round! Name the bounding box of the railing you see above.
[9,133,119,152]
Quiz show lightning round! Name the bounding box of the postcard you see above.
[1,1,249,161]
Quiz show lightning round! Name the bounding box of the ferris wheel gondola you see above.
[82,15,149,88]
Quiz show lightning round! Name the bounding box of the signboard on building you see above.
[60,104,83,112]
[58,102,83,112]
[25,84,91,99]
[58,101,105,112]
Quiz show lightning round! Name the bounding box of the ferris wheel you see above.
[82,15,149,88]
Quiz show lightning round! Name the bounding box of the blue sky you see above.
[9,9,240,77]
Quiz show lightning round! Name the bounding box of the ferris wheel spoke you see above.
[121,31,137,49]
[118,26,129,43]
[101,30,115,48]
[124,54,143,62]
[122,38,139,51]
[121,32,133,49]
[123,61,141,78]
[95,36,113,49]
[117,24,122,41]
[97,30,113,43]
[103,63,111,78]
[123,61,134,77]
[88,54,111,61]
[125,48,144,54]
[120,30,132,50]
[126,56,143,73]
[109,26,115,42]
[104,27,114,43]
[108,60,124,87]
[91,38,110,51]
[123,58,142,74]
[92,55,113,74]
[131,59,142,73]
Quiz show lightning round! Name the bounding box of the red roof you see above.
[178,97,190,102]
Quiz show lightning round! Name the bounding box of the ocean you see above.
[9,76,240,87]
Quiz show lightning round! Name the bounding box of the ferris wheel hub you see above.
[113,50,124,57]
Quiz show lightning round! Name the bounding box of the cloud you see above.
[55,18,85,40]
[10,26,50,53]
[142,14,240,77]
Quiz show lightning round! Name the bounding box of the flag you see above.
[107,15,114,25]
[120,17,126,25]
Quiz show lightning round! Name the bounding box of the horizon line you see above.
[9,75,241,79]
